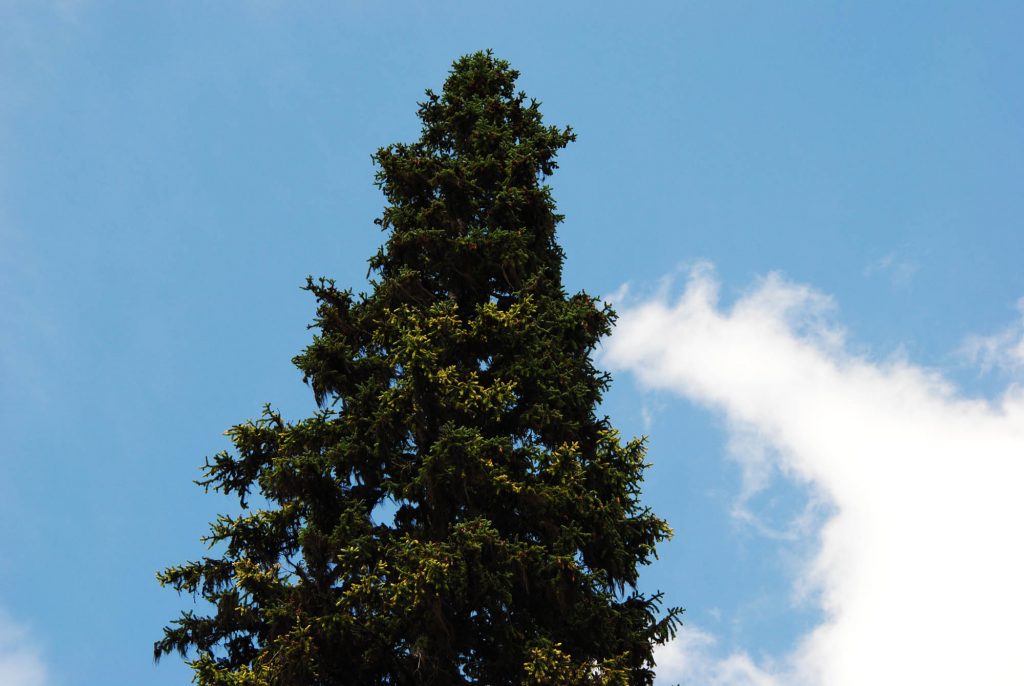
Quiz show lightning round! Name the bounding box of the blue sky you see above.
[2,3,1023,684]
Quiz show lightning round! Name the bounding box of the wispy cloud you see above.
[962,298,1024,376]
[605,265,1024,685]
[0,610,47,686]
[863,252,917,287]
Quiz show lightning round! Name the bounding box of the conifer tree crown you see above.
[157,50,681,686]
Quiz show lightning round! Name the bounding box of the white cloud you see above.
[605,265,1024,686]
[653,625,780,686]
[0,610,47,686]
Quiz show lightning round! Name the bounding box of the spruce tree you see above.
[156,51,681,686]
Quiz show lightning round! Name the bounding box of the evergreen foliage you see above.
[156,51,682,685]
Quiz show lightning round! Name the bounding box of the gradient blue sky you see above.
[2,3,1023,685]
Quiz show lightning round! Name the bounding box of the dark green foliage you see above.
[156,51,682,685]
